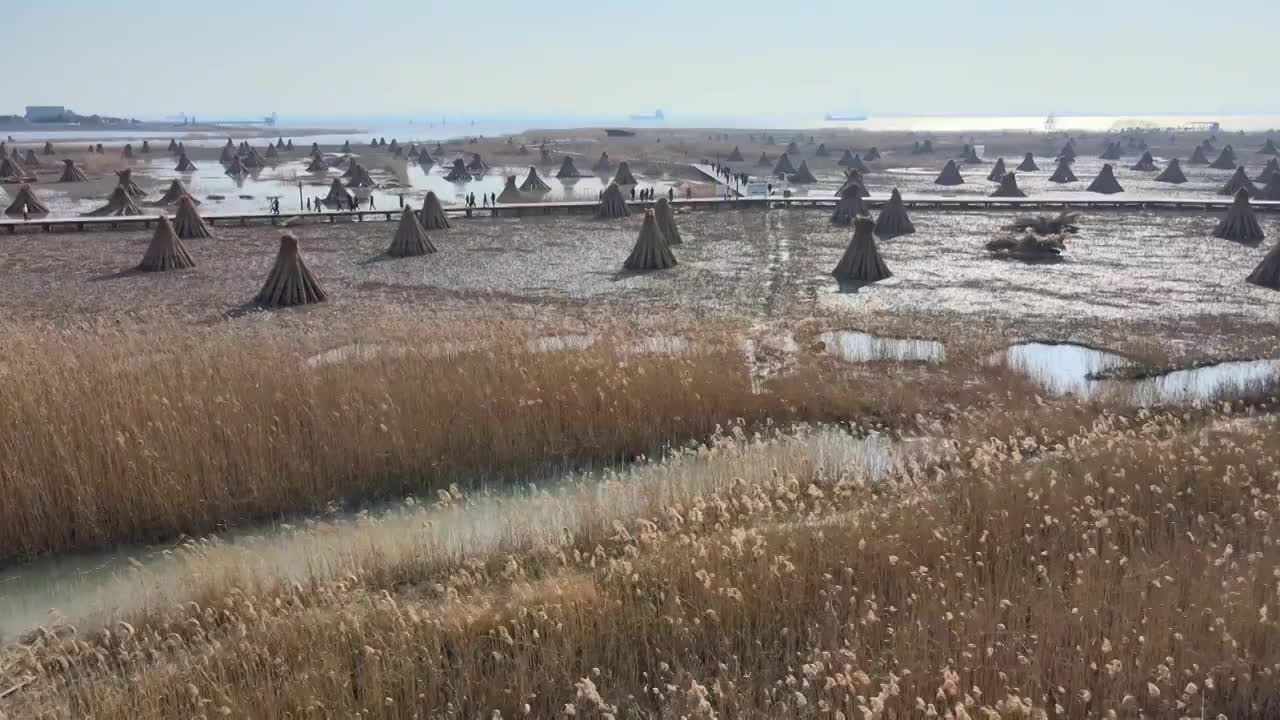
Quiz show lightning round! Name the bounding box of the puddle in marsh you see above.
[1003,342,1280,402]
[818,331,946,363]
[0,428,922,642]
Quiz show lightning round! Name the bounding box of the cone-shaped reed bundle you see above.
[166,138,178,152]
[934,160,964,186]
[835,171,870,198]
[388,139,399,153]
[1261,138,1280,156]
[176,141,186,155]
[1220,167,1258,197]
[832,215,891,282]
[407,145,420,160]
[540,145,553,164]
[322,178,353,208]
[417,149,435,166]
[987,158,1007,182]
[1154,158,1188,184]
[874,188,915,239]
[654,197,682,245]
[1259,173,1280,201]
[116,169,146,197]
[467,153,485,172]
[519,166,551,192]
[83,186,142,216]
[516,144,529,155]
[255,234,328,308]
[1130,151,1158,171]
[1049,157,1078,183]
[986,231,1066,260]
[340,158,359,178]
[387,207,437,257]
[418,192,452,229]
[220,144,236,164]
[623,210,677,271]
[444,158,472,182]
[1017,153,1039,171]
[756,152,771,167]
[593,152,611,172]
[790,160,817,183]
[275,138,285,149]
[1059,141,1077,162]
[990,171,1026,197]
[0,157,27,181]
[120,144,133,160]
[1086,164,1124,194]
[1214,189,1265,242]
[815,143,829,157]
[831,185,866,226]
[962,145,982,164]
[242,147,268,169]
[138,216,196,272]
[265,144,279,160]
[1099,142,1122,161]
[786,141,799,154]
[173,195,212,239]
[57,159,87,183]
[24,149,41,166]
[305,154,328,172]
[225,155,248,177]
[4,183,49,216]
[1201,137,1217,152]
[42,141,54,155]
[847,154,870,174]
[338,141,349,154]
[613,161,638,186]
[151,179,198,206]
[346,164,375,188]
[1256,158,1279,185]
[1211,147,1237,170]
[837,149,856,167]
[864,147,881,161]
[556,156,582,179]
[597,183,630,219]
[144,140,153,153]
[727,146,744,162]
[1246,242,1280,288]
[1188,145,1210,165]
[772,154,796,177]
[175,153,197,172]
[496,176,524,203]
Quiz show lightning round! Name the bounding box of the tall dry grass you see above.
[0,318,1027,565]
[3,404,1277,719]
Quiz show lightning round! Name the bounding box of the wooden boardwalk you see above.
[2,194,1278,235]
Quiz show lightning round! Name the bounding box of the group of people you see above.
[465,192,494,208]
[306,194,377,213]
[629,187,669,202]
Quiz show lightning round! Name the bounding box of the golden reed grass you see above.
[0,318,1027,565]
[3,403,1277,718]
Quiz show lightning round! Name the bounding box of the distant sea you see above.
[7,112,1280,145]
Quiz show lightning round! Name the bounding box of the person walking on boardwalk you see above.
[668,187,674,201]
[368,195,375,210]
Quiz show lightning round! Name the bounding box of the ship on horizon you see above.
[825,112,868,122]
[629,108,665,121]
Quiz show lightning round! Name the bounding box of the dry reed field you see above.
[3,396,1278,718]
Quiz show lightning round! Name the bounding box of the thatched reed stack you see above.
[772,154,796,177]
[255,234,328,308]
[174,195,213,239]
[520,166,551,193]
[1220,167,1258,197]
[305,154,328,172]
[987,158,1007,182]
[597,183,630,219]
[864,147,881,161]
[1129,151,1158,171]
[42,141,54,156]
[225,155,248,177]
[444,159,472,182]
[1188,145,1210,165]
[622,210,677,271]
[151,179,198,206]
[990,172,1026,198]
[1049,157,1078,183]
[57,159,88,183]
[1213,189,1264,242]
[593,152,611,172]
[1246,243,1280,288]
[830,185,866,226]
[1154,158,1187,184]
[1099,142,1122,161]
[874,188,915,239]
[556,156,581,179]
[655,197,682,245]
[832,215,891,283]
[138,216,196,272]
[1017,153,1038,171]
[323,178,353,208]
[3,184,49,217]
[467,154,486,172]
[934,160,964,186]
[419,192,452,229]
[756,152,771,167]
[1210,146,1237,170]
[175,153,197,172]
[387,207,438,257]
[24,149,41,166]
[116,169,146,198]
[727,146,744,162]
[613,161,638,186]
[790,160,817,183]
[84,186,142,216]
[1086,164,1124,194]
[496,176,523,204]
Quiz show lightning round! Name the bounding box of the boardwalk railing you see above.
[3,194,1277,235]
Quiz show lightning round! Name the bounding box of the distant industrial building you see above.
[25,106,68,122]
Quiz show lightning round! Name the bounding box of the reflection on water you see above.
[0,427,922,642]
[1003,342,1280,402]
[819,331,946,363]
[1005,342,1129,395]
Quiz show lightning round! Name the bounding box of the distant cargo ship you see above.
[629,109,665,121]
[825,113,868,122]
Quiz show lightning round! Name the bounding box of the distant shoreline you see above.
[0,122,361,142]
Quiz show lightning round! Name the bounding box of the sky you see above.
[8,0,1280,122]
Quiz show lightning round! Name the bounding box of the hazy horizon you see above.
[10,0,1280,120]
